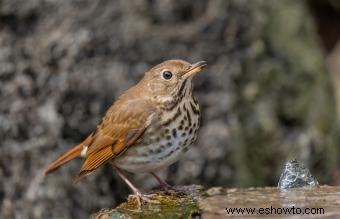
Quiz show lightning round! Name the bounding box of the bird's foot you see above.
[150,172,176,191]
[128,192,160,208]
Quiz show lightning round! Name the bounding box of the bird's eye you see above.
[162,71,173,80]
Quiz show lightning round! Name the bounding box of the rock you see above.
[91,185,340,218]
[201,185,340,218]
[90,185,203,219]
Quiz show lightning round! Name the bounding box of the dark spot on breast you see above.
[172,129,177,138]
[160,145,166,149]
[167,142,172,147]
[183,147,189,152]
[184,139,188,145]
[153,136,161,143]
[190,101,200,115]
[180,119,185,125]
[179,125,183,130]
[165,129,170,134]
[181,132,186,137]
[193,96,199,105]
[168,150,175,157]
[162,107,182,126]
[186,108,192,125]
[166,135,171,140]
[185,126,189,131]
[189,128,193,134]
[155,148,162,153]
[163,98,178,111]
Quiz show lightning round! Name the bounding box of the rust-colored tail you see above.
[44,143,83,175]
[44,134,93,175]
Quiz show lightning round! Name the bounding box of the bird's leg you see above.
[150,172,190,194]
[150,172,173,190]
[113,166,159,206]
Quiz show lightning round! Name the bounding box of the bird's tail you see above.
[44,143,83,175]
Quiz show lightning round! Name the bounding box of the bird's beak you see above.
[182,61,207,79]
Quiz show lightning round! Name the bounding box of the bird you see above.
[44,59,207,206]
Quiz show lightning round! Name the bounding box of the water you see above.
[278,159,319,189]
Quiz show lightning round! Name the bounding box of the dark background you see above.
[1,0,340,218]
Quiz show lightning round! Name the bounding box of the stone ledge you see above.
[90,185,340,218]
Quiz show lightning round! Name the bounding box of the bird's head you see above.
[141,59,207,102]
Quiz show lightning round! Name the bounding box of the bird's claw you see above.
[128,193,160,208]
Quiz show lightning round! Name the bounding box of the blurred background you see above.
[1,0,340,218]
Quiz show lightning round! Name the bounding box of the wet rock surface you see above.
[199,186,340,218]
[201,186,340,218]
[91,185,340,218]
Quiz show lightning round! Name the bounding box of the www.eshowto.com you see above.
[225,206,325,215]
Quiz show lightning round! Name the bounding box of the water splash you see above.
[278,159,319,189]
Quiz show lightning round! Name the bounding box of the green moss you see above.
[90,186,203,219]
[117,196,198,219]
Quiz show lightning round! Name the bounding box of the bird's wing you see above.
[76,98,154,179]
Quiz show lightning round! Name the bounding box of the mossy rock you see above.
[90,185,203,219]
[91,185,340,218]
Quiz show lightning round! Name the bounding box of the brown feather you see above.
[70,91,154,180]
[44,134,93,175]
[75,126,147,179]
[76,146,114,179]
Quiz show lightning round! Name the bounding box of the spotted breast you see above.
[114,79,200,173]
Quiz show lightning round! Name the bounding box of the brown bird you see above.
[44,59,207,205]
